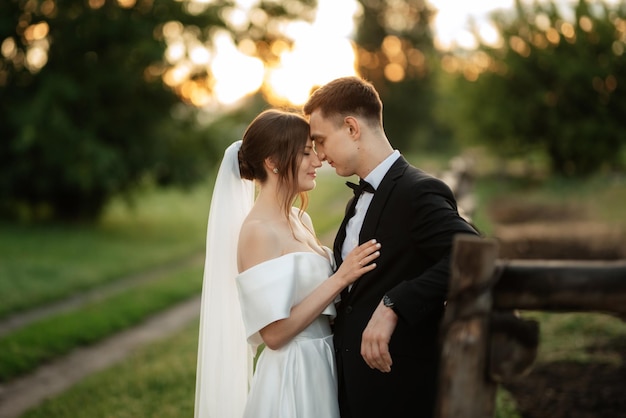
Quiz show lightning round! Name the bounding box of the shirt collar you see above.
[363,150,401,190]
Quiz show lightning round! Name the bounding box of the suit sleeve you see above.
[385,176,478,327]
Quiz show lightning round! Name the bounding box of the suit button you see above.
[345,306,353,314]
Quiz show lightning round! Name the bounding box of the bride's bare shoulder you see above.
[238,218,282,272]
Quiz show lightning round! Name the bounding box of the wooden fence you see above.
[436,234,626,418]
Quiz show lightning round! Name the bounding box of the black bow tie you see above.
[346,179,375,197]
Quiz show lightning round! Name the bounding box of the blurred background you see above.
[1,0,625,417]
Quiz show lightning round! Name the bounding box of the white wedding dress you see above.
[236,250,340,418]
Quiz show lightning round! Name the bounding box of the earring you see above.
[273,168,279,174]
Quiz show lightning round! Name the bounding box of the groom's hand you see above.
[361,300,398,372]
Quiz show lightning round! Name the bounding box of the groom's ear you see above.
[344,116,360,139]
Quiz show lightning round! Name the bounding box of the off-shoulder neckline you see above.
[238,251,330,275]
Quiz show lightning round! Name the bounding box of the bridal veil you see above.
[194,140,255,418]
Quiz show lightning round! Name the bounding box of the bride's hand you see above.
[335,239,381,287]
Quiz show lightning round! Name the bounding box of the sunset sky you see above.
[196,0,615,108]
[202,0,514,108]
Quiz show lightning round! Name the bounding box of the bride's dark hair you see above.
[237,109,312,231]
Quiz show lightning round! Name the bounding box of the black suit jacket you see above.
[333,156,478,418]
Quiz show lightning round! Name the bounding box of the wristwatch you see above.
[382,294,395,311]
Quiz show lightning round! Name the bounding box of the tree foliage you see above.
[0,0,314,221]
[353,0,446,152]
[440,0,626,177]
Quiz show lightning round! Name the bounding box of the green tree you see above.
[0,0,314,221]
[353,0,446,152]
[440,0,626,176]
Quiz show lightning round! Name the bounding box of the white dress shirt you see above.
[341,150,401,264]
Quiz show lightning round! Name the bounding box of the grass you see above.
[519,311,626,365]
[495,388,523,418]
[22,321,200,418]
[471,165,626,236]
[458,153,626,415]
[0,264,203,382]
[0,171,349,384]
[0,184,211,318]
[10,152,626,418]
[19,320,527,418]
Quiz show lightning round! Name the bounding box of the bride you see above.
[194,109,380,418]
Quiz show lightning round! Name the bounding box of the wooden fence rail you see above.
[436,234,626,418]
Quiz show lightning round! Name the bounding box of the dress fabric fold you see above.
[236,251,340,418]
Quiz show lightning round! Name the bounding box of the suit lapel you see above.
[344,157,409,299]
[359,157,408,244]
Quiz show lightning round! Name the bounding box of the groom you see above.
[303,76,479,418]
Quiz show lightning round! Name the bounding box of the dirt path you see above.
[0,253,203,337]
[0,296,200,418]
[0,254,204,418]
[0,161,474,417]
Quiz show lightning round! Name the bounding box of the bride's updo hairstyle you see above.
[238,109,312,221]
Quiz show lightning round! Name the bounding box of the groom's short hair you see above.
[303,76,383,127]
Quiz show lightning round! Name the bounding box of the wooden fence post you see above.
[437,234,499,418]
